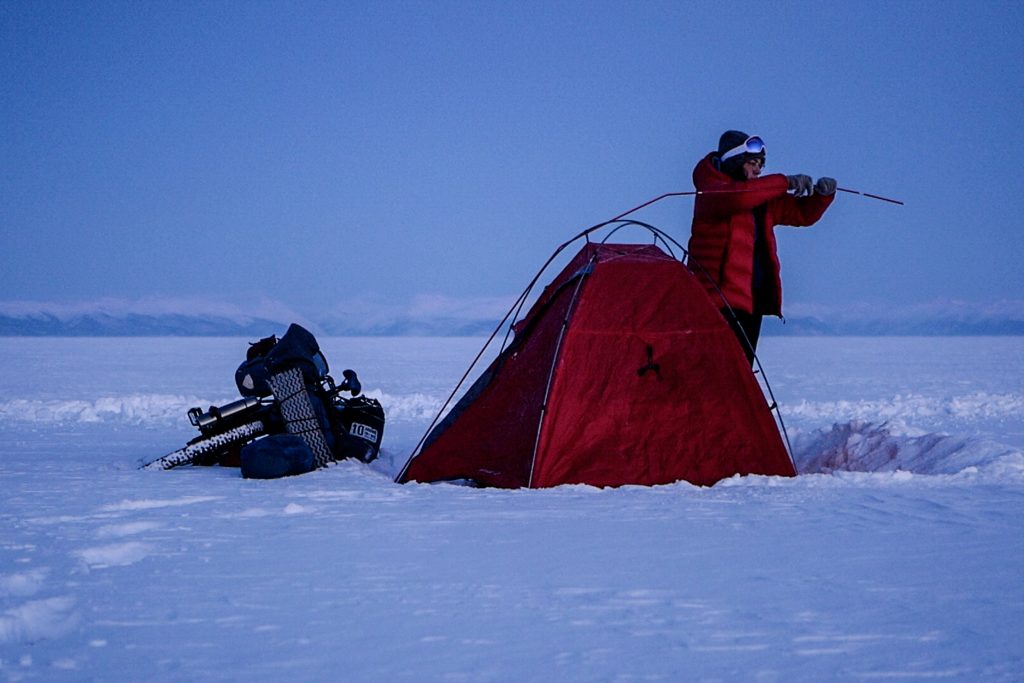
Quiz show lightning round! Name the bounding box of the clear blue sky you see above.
[3,1,1022,320]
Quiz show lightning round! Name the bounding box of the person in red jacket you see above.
[688,130,836,365]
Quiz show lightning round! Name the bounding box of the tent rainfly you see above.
[397,241,794,488]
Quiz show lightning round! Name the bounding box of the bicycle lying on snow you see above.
[141,324,385,477]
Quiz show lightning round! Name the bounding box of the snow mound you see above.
[0,391,438,426]
[786,392,1024,422]
[792,420,1024,477]
[0,394,215,425]
[75,542,152,568]
[362,390,442,421]
[0,597,79,644]
[0,570,48,598]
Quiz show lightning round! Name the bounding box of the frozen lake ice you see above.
[1,335,1022,681]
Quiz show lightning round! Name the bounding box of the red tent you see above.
[397,241,794,488]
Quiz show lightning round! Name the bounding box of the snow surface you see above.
[1,336,1022,681]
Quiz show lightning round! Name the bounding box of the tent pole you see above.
[526,256,594,488]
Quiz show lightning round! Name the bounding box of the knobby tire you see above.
[141,420,266,470]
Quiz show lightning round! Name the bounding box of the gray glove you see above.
[814,177,837,196]
[787,174,813,197]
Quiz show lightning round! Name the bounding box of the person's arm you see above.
[770,192,835,227]
[695,174,790,218]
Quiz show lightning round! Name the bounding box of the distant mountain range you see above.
[770,300,1024,336]
[1,298,1021,337]
[0,311,289,337]
[767,315,1024,337]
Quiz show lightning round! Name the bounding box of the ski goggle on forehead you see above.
[720,136,766,162]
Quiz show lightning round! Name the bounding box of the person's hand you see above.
[787,174,813,197]
[814,177,837,196]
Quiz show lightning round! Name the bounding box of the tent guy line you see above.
[611,186,904,223]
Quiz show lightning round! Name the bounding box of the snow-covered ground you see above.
[1,335,1022,681]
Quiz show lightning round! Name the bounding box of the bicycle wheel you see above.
[141,420,266,470]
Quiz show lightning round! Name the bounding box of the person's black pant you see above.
[721,308,762,366]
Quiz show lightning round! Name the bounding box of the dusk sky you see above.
[3,1,1022,324]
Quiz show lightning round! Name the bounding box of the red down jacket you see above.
[687,152,833,317]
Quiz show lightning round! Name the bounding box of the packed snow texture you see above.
[1,336,1022,681]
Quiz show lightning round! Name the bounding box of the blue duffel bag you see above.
[240,434,316,479]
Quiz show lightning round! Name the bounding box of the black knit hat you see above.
[717,129,765,180]
[718,130,749,157]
